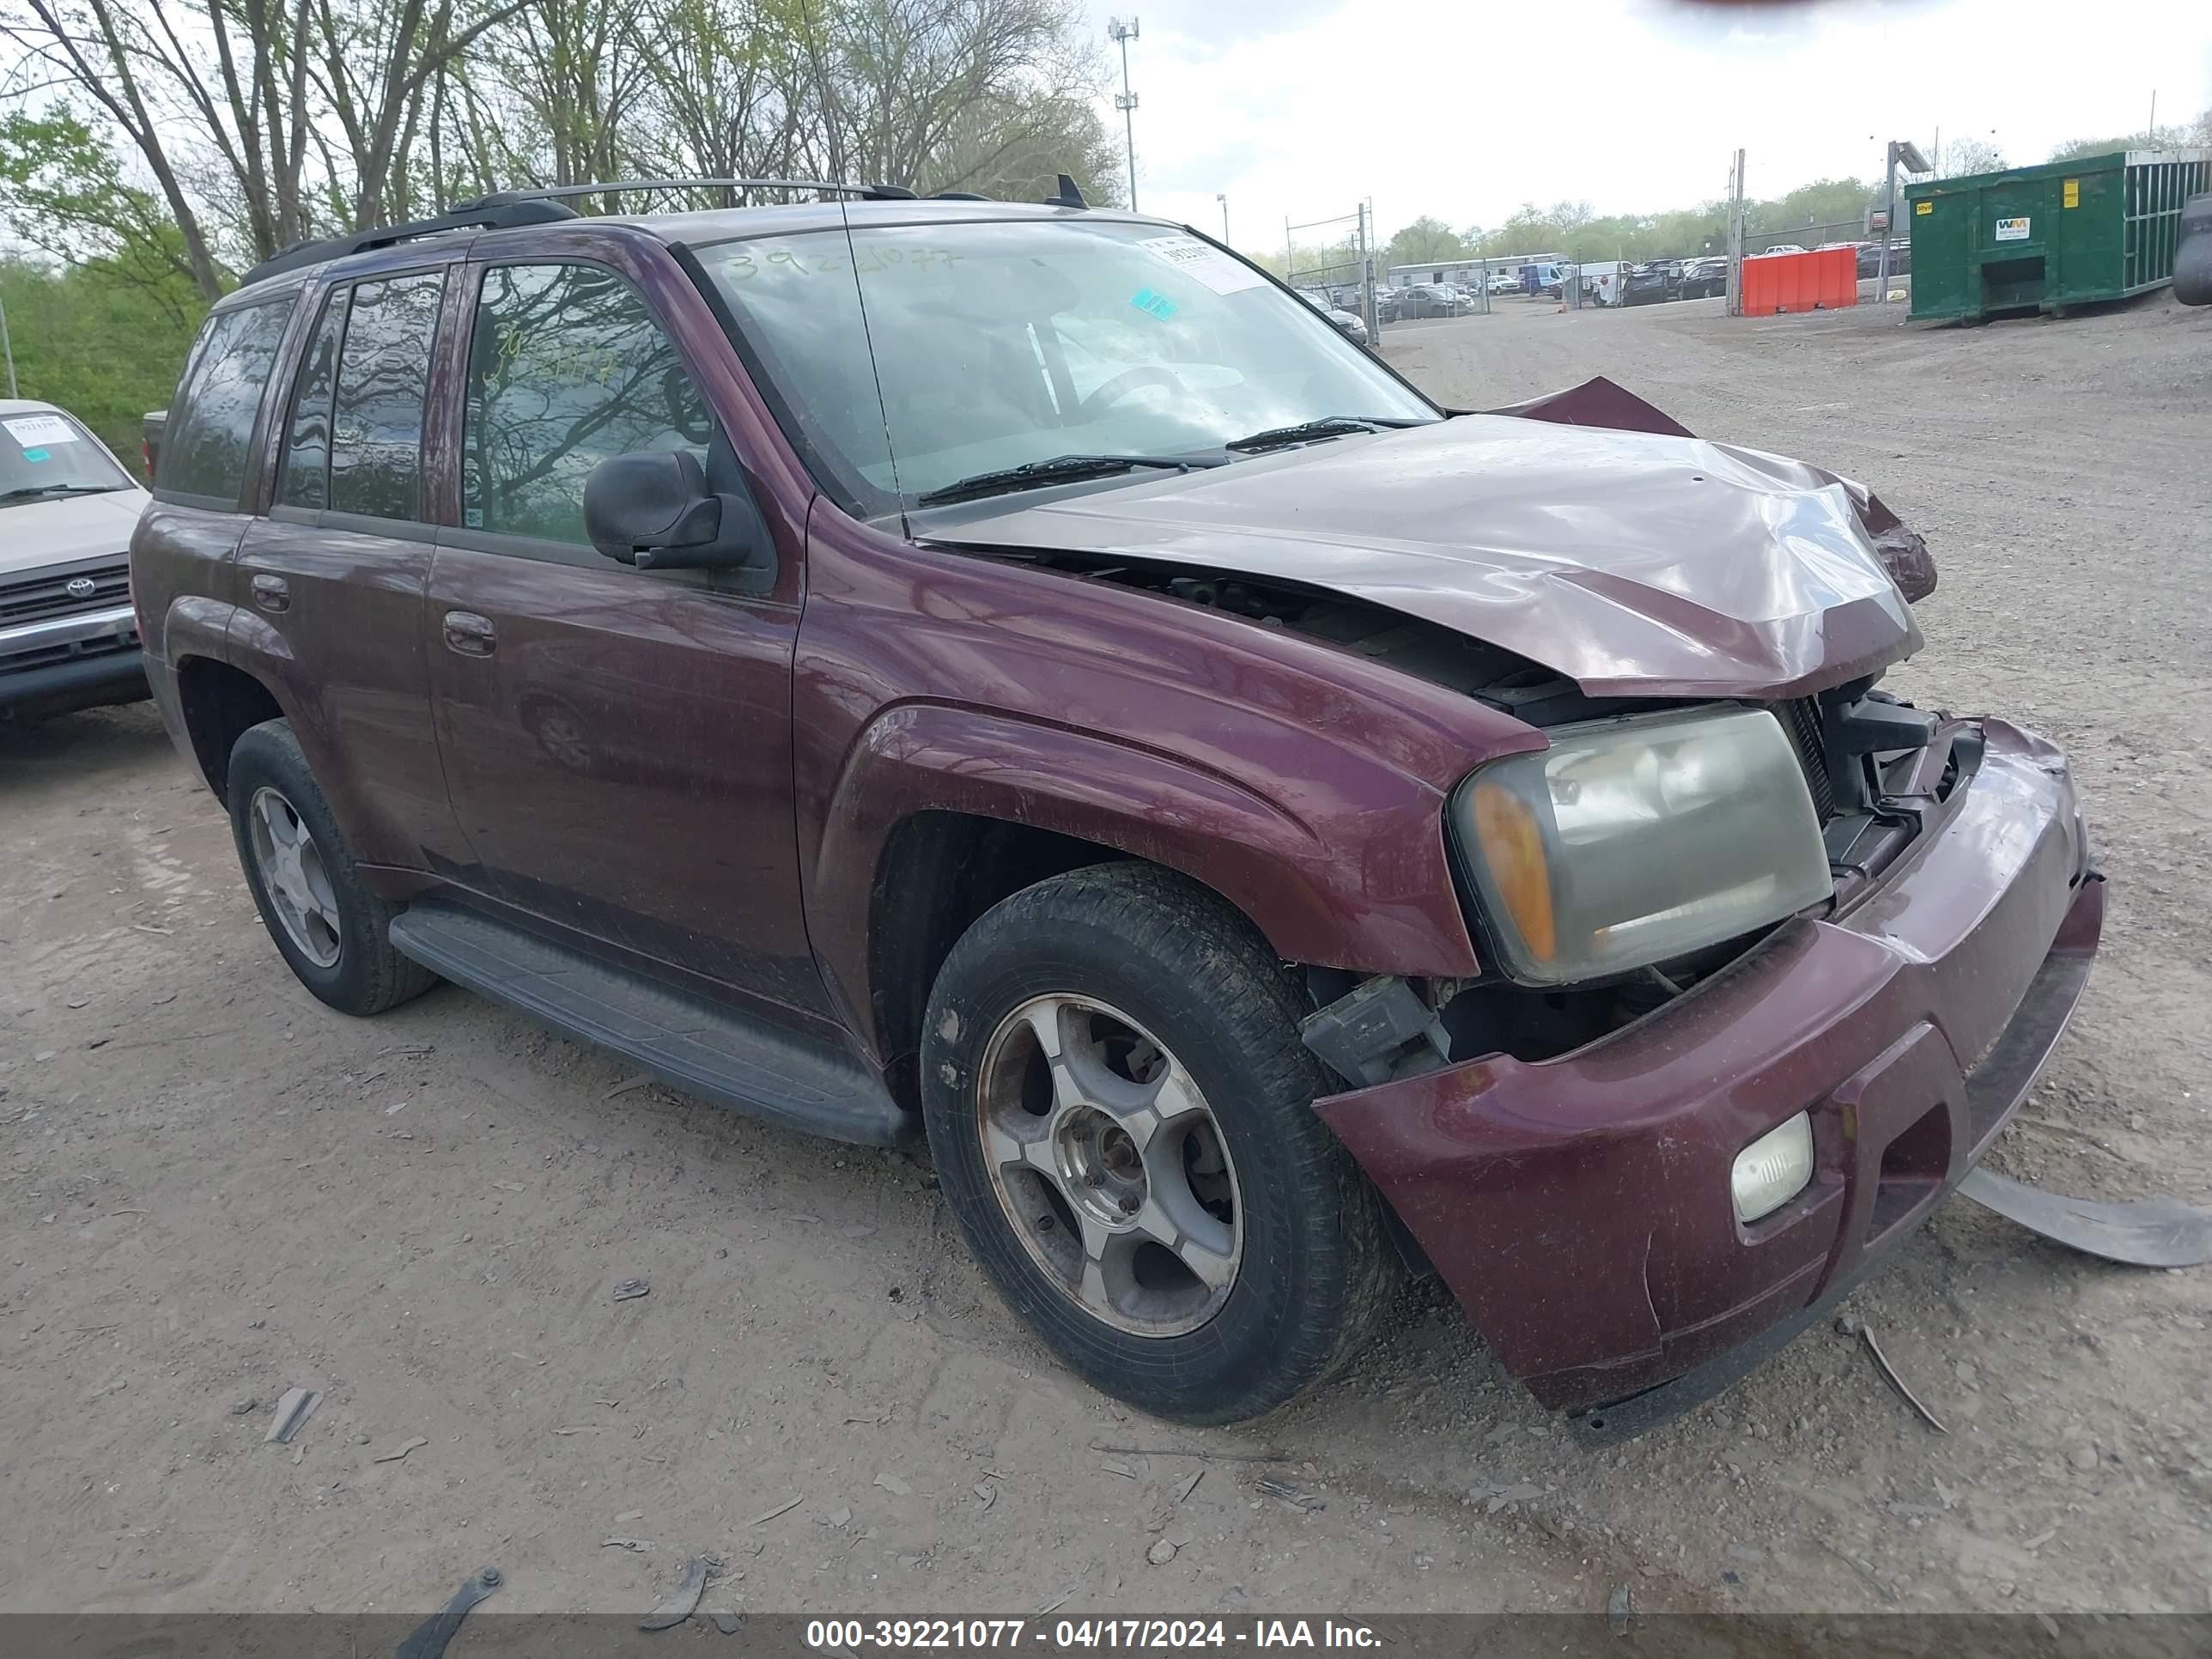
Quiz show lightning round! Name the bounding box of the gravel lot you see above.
[4,289,2209,1620]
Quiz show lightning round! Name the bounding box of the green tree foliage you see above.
[0,256,204,456]
[0,109,213,309]
[1383,215,1467,267]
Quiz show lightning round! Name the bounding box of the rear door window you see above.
[329,271,447,522]
[160,298,295,504]
[275,289,351,511]
[462,262,712,545]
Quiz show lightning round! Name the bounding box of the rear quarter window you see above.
[160,298,295,504]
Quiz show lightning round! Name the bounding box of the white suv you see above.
[1,399,150,721]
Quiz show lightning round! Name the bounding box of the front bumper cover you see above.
[1316,717,2100,1437]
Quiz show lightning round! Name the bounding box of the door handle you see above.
[442,611,496,657]
[250,574,290,613]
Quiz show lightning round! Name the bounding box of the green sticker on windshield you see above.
[1130,287,1178,320]
[21,448,50,463]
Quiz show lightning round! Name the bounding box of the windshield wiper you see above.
[0,483,118,502]
[915,453,1222,507]
[1224,416,1425,453]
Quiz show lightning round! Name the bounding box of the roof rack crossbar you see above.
[239,197,577,287]
[454,177,928,207]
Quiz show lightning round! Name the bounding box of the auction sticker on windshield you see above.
[1137,235,1265,295]
[3,415,81,447]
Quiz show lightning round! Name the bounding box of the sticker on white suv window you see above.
[3,414,82,446]
[1136,235,1265,295]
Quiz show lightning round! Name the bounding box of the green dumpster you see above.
[1905,149,2212,322]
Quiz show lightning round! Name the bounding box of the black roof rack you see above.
[453,177,927,210]
[239,197,577,287]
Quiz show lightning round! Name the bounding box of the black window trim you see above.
[152,292,301,514]
[452,252,739,570]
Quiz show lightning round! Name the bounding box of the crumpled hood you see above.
[0,489,148,576]
[920,415,1920,699]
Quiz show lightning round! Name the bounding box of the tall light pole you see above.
[1109,16,1139,211]
[1216,192,1227,242]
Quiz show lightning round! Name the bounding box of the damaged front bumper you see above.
[1316,717,2101,1441]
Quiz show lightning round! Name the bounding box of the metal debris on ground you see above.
[604,1537,651,1552]
[1175,1470,1204,1504]
[1607,1582,1632,1637]
[639,1553,714,1632]
[264,1387,320,1444]
[748,1494,803,1526]
[373,1436,428,1463]
[395,1565,501,1659]
[1858,1326,1948,1434]
[611,1279,650,1302]
[1255,1479,1323,1512]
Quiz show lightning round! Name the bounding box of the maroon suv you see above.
[131,185,2101,1437]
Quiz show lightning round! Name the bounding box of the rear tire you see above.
[921,863,1395,1424]
[227,719,436,1016]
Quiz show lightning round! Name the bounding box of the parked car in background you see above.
[1751,243,1806,258]
[3,398,151,721]
[1487,268,1521,295]
[131,185,2097,1440]
[1373,285,1402,322]
[1397,284,1460,319]
[1623,264,1674,306]
[1678,257,1729,299]
[1298,288,1370,345]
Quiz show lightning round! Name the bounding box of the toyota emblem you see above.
[66,577,98,599]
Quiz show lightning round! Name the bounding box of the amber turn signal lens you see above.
[1470,780,1556,963]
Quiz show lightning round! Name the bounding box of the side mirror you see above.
[582,449,769,574]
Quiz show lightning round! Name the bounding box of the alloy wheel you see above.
[974,994,1242,1337]
[247,786,343,969]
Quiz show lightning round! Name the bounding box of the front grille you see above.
[1781,696,1835,821]
[0,558,131,626]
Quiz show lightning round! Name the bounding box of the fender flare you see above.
[806,701,1482,1054]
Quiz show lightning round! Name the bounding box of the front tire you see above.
[921,863,1395,1423]
[227,719,436,1017]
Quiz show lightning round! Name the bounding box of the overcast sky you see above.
[1079,0,2212,252]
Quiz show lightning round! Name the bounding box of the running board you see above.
[387,901,915,1148]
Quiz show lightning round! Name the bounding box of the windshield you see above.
[698,217,1436,512]
[1,410,133,505]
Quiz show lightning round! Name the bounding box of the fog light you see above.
[1731,1112,1814,1224]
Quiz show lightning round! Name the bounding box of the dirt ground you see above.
[5,289,2209,1622]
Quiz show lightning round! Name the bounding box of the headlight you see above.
[1452,706,1831,984]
